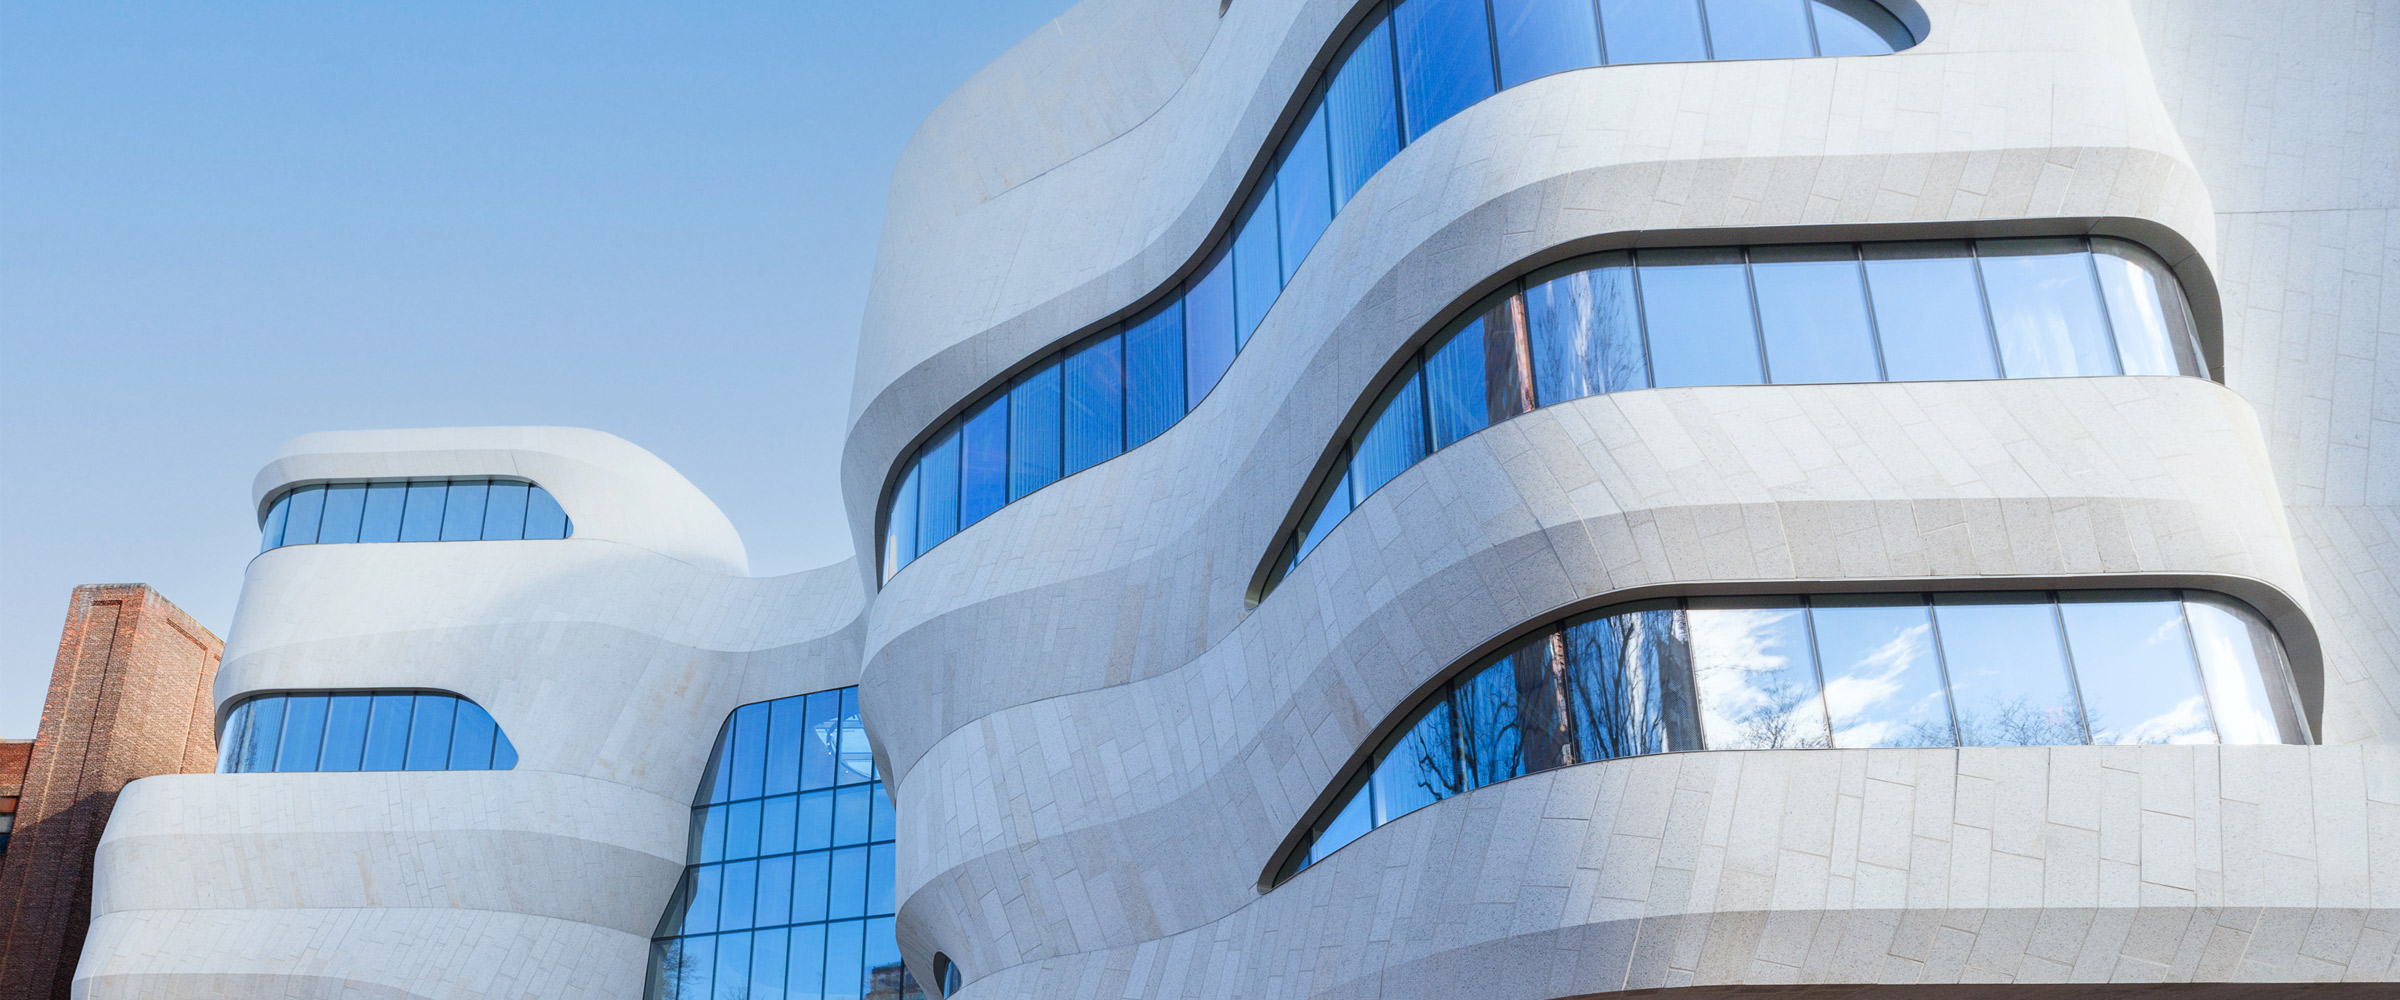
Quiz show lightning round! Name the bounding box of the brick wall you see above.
[0,741,28,857]
[0,585,221,1000]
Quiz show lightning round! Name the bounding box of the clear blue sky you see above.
[0,1,1072,737]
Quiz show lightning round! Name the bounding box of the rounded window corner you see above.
[216,689,518,774]
[255,477,572,552]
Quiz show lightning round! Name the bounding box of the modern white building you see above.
[77,0,2400,997]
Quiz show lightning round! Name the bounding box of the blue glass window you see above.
[1640,248,1765,387]
[1978,238,2121,379]
[1394,0,1497,140]
[1705,0,1817,60]
[883,466,918,582]
[439,481,488,541]
[1493,0,1602,87]
[1936,594,2086,747]
[1527,253,1646,405]
[360,482,406,543]
[1687,598,1829,750]
[1600,0,1708,64]
[274,694,328,772]
[219,690,516,773]
[1062,335,1125,475]
[1349,372,1428,499]
[1007,365,1063,502]
[1275,108,1335,281]
[1324,21,1401,207]
[319,694,371,771]
[1183,250,1238,404]
[1864,242,1999,381]
[263,479,570,553]
[317,484,366,544]
[1124,301,1187,449]
[1750,245,1881,383]
[400,480,448,542]
[482,481,530,541]
[1423,319,1490,450]
[1813,597,1952,748]
[1231,191,1281,348]
[915,429,962,552]
[960,398,1009,528]
[283,485,325,547]
[1809,0,1914,56]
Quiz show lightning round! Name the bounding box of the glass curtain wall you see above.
[1261,237,2205,595]
[881,0,1919,583]
[647,687,922,1000]
[261,479,571,552]
[217,691,519,773]
[1280,589,2309,882]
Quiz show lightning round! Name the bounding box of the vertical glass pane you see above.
[864,917,905,999]
[447,700,498,770]
[1559,604,1690,761]
[1978,239,2121,378]
[720,859,759,929]
[1324,20,1401,207]
[1184,250,1238,402]
[883,466,918,582]
[404,695,457,770]
[399,481,448,541]
[915,429,962,553]
[681,932,718,996]
[960,397,1009,528]
[836,688,873,784]
[317,484,367,544]
[1937,596,2087,746]
[492,730,518,770]
[236,696,283,772]
[732,701,771,801]
[282,485,325,547]
[1453,658,1524,789]
[833,785,873,847]
[359,482,406,543]
[274,694,328,772]
[828,846,870,920]
[1275,108,1335,282]
[1600,0,1708,63]
[1349,372,1428,501]
[1124,301,1187,449]
[2059,593,2217,745]
[793,850,833,923]
[1863,243,2000,381]
[694,805,729,864]
[1308,782,1373,863]
[866,842,896,915]
[439,480,490,541]
[2184,594,2305,746]
[364,693,414,771]
[2091,238,2203,377]
[218,700,251,772]
[761,794,799,856]
[714,930,753,1000]
[1394,0,1497,140]
[1639,248,1764,387]
[1689,598,1828,749]
[1809,0,1912,56]
[1813,598,1954,747]
[1424,319,1491,449]
[1705,0,1816,59]
[258,494,291,552]
[801,691,842,791]
[523,486,570,539]
[1062,336,1125,475]
[1292,471,1351,562]
[481,481,529,540]
[766,698,806,797]
[1370,698,1460,825]
[1231,191,1281,347]
[1482,293,1538,423]
[752,927,790,1000]
[1527,253,1647,405]
[1750,245,1881,383]
[703,734,733,806]
[1493,0,1601,86]
[824,920,867,1000]
[868,787,896,842]
[1006,365,1063,501]
[756,854,795,927]
[789,923,828,1000]
[312,695,373,771]
[1504,631,1576,773]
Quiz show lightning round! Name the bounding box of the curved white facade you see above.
[79,0,2400,997]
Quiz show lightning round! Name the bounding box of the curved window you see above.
[1259,237,2205,598]
[646,687,923,1000]
[216,691,519,773]
[880,0,1919,583]
[1277,589,2306,883]
[259,478,572,553]
[933,954,964,998]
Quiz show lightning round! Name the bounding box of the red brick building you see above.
[0,585,221,1000]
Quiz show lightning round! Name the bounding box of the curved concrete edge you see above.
[74,908,648,1000]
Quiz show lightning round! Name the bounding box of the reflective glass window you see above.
[1453,658,1524,788]
[360,482,406,543]
[1527,253,1646,405]
[265,478,567,552]
[258,494,290,553]
[400,481,448,541]
[2059,593,2216,745]
[2185,593,2307,745]
[524,486,570,540]
[916,429,962,553]
[1640,248,1764,387]
[1310,783,1375,864]
[219,690,513,774]
[1978,239,2121,378]
[1184,250,1238,403]
[1705,0,1817,60]
[960,397,1009,528]
[1125,301,1188,449]
[1423,319,1491,449]
[275,694,328,772]
[1370,700,1460,825]
[1809,0,1913,55]
[1933,595,2086,746]
[1007,365,1063,502]
[1349,372,1428,499]
[1689,598,1828,750]
[1493,0,1602,86]
[482,481,529,541]
[283,485,325,547]
[318,484,367,544]
[319,693,371,772]
[2091,238,2203,377]
[1293,469,1351,562]
[1862,242,1999,381]
[405,695,457,770]
[439,480,489,542]
[1062,335,1124,475]
[448,701,497,771]
[1812,597,1952,748]
[1275,109,1335,282]
[364,693,414,771]
[1482,292,1538,424]
[1600,0,1708,63]
[237,697,282,772]
[1394,0,1498,140]
[1558,603,1692,761]
[1324,21,1402,207]
[1751,245,1881,383]
[883,466,919,581]
[1232,192,1281,348]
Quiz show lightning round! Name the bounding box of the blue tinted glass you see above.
[439,480,489,541]
[258,494,290,553]
[523,487,569,539]
[404,696,456,770]
[1705,0,1816,59]
[824,920,866,1000]
[1183,250,1238,402]
[866,917,904,995]
[1307,784,1373,864]
[2059,593,2215,745]
[833,785,872,847]
[400,481,448,541]
[1424,320,1490,450]
[1687,598,1828,750]
[731,701,770,801]
[685,868,722,934]
[1350,372,1427,501]
[1809,0,1911,55]
[755,854,794,926]
[449,700,498,769]
[1294,471,1351,562]
[1600,0,1707,62]
[828,846,869,920]
[837,689,872,784]
[1124,301,1186,448]
[1007,365,1063,501]
[1394,0,1497,140]
[694,806,728,863]
[1863,243,1998,380]
[726,800,762,862]
[1371,699,1458,824]
[492,729,518,769]
[317,484,366,544]
[869,788,895,842]
[274,695,328,772]
[1640,248,1764,386]
[2091,241,2195,377]
[283,486,325,546]
[364,693,413,770]
[236,696,283,772]
[1324,21,1401,207]
[792,850,832,921]
[916,429,962,553]
[797,790,835,851]
[714,928,751,1000]
[1558,607,1677,760]
[1750,246,1881,383]
[787,924,827,996]
[760,794,798,855]
[883,466,918,581]
[1453,658,1523,788]
[1231,191,1280,347]
[720,859,758,929]
[679,936,716,996]
[752,927,789,999]
[765,698,805,797]
[1937,595,2088,746]
[359,482,406,542]
[1813,598,1954,747]
[1493,0,1602,86]
[217,700,249,772]
[867,843,896,915]
[1527,253,1647,404]
[1978,240,2121,378]
[319,695,371,771]
[481,481,529,540]
[1062,336,1124,475]
[2185,595,2294,746]
[960,398,1009,527]
[800,691,842,791]
[1275,108,1334,282]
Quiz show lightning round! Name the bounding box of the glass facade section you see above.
[217,691,518,774]
[647,687,922,1000]
[1261,238,2208,596]
[881,1,1919,583]
[1279,590,2310,883]
[261,478,571,553]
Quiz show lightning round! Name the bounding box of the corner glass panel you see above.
[439,480,490,542]
[1293,470,1352,562]
[1424,319,1491,449]
[482,481,529,541]
[404,695,457,770]
[1978,239,2121,378]
[1232,191,1281,348]
[1809,0,1912,55]
[1527,253,1646,404]
[1493,0,1602,86]
[1639,248,1764,387]
[916,429,962,553]
[1184,250,1238,403]
[449,701,498,770]
[1062,335,1125,475]
[1275,109,1335,282]
[1863,242,2000,381]
[283,485,325,546]
[364,694,414,771]
[1482,293,1538,424]
[1689,598,1828,749]
[400,480,448,542]
[1308,782,1373,864]
[1750,245,1881,383]
[1812,597,1953,748]
[524,487,570,540]
[1558,605,1681,760]
[1394,0,1498,140]
[2184,593,2306,745]
[1933,595,2087,746]
[236,696,283,772]
[217,700,251,773]
[2091,238,2203,377]
[1370,699,1460,824]
[1454,658,1525,788]
[1349,372,1428,500]
[1125,301,1188,449]
[1007,365,1063,501]
[2059,593,2217,745]
[1704,0,1817,60]
[883,466,919,581]
[258,494,290,553]
[319,694,371,772]
[1504,631,1576,772]
[960,397,1009,529]
[317,484,367,544]
[359,482,406,543]
[1324,21,1402,207]
[1600,0,1708,63]
[274,694,328,772]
